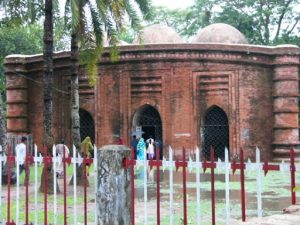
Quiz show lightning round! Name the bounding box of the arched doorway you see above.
[202,106,229,160]
[132,104,162,143]
[79,109,95,142]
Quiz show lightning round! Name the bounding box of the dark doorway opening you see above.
[202,106,229,160]
[79,109,95,143]
[142,126,155,141]
[132,105,163,158]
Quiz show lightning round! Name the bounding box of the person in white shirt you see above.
[55,139,70,178]
[146,136,155,159]
[15,136,29,185]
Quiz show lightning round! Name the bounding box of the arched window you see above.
[202,106,229,160]
[132,104,162,148]
[79,109,95,142]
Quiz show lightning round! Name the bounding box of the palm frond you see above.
[109,0,125,29]
[124,0,142,32]
[95,0,108,24]
[88,2,104,48]
[70,0,80,33]
[134,0,152,20]
[79,47,102,86]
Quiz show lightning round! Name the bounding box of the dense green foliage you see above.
[150,0,300,45]
[0,0,44,25]
[0,24,43,110]
[0,2,68,114]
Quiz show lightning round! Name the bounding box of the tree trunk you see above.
[42,0,55,194]
[69,164,89,186]
[43,0,53,140]
[0,91,7,152]
[71,32,81,150]
[39,166,60,194]
[70,32,85,185]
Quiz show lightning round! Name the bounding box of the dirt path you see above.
[232,204,300,225]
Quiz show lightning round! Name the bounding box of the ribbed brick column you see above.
[5,58,28,134]
[273,54,300,161]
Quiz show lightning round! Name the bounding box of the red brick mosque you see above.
[5,23,300,161]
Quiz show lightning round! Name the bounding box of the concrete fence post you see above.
[97,145,131,225]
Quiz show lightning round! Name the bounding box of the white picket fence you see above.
[0,145,298,224]
[132,146,299,225]
[0,144,98,225]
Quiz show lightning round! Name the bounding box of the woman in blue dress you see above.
[137,137,146,160]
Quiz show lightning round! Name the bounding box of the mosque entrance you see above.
[132,104,162,143]
[202,106,229,160]
[79,109,95,142]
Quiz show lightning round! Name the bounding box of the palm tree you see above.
[39,0,59,194]
[0,91,7,152]
[65,0,152,185]
[43,0,54,144]
[66,0,152,149]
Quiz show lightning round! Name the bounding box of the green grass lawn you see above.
[134,167,300,225]
[1,164,96,224]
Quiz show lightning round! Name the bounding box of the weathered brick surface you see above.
[273,56,300,160]
[7,118,27,132]
[274,97,298,112]
[6,104,27,117]
[4,44,300,160]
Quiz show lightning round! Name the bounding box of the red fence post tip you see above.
[156,147,161,225]
[290,147,296,205]
[240,148,246,222]
[130,149,135,225]
[182,147,187,225]
[210,146,216,225]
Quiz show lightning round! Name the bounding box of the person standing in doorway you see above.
[146,136,155,159]
[131,135,138,159]
[137,136,146,160]
[15,136,29,185]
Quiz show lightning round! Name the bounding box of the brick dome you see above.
[192,23,248,44]
[133,24,183,44]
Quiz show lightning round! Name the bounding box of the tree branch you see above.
[274,0,293,40]
[286,17,300,35]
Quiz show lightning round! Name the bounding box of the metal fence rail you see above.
[123,146,298,225]
[0,143,298,224]
[0,143,98,225]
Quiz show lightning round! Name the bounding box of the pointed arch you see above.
[202,106,229,160]
[132,104,162,142]
[79,108,95,142]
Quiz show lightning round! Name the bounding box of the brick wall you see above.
[5,44,300,160]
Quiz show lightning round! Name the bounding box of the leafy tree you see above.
[213,0,300,45]
[150,7,192,38]
[0,0,44,25]
[149,0,215,38]
[0,24,43,151]
[150,0,300,45]
[0,24,44,113]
